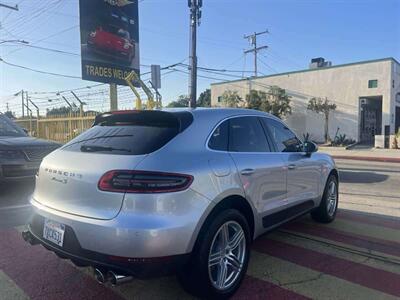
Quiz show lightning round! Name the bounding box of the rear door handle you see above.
[240,168,255,176]
[288,164,297,170]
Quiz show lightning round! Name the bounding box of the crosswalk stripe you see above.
[247,251,398,300]
[252,238,400,297]
[284,221,400,258]
[0,229,123,300]
[112,276,194,299]
[337,210,400,230]
[302,216,400,243]
[233,275,310,300]
[0,271,29,300]
[270,231,400,275]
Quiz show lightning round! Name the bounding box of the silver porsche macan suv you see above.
[23,108,339,298]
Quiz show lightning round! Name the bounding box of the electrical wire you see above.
[0,57,81,79]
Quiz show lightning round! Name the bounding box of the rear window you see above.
[62,111,192,155]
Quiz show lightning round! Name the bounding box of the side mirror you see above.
[303,141,318,155]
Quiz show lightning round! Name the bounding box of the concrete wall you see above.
[211,58,397,143]
[391,61,400,135]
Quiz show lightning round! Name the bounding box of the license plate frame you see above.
[43,218,65,247]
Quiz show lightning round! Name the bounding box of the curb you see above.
[333,155,400,163]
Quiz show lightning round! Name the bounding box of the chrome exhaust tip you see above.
[94,268,107,285]
[107,270,133,286]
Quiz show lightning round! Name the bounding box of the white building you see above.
[211,57,400,147]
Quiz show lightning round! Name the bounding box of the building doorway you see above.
[396,106,400,134]
[359,96,382,144]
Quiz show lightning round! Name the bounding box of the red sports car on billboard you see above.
[87,25,135,65]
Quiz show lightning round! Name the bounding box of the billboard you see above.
[79,0,140,85]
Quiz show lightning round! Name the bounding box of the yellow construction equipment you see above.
[125,71,157,110]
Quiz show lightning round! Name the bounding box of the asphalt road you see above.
[0,159,399,299]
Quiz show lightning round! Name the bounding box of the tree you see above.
[246,90,266,110]
[222,90,243,108]
[46,106,74,116]
[245,86,292,118]
[167,95,189,108]
[307,97,337,143]
[197,89,211,107]
[265,86,292,118]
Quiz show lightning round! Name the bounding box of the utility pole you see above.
[27,97,40,137]
[0,2,18,11]
[21,90,24,117]
[25,91,29,118]
[71,91,86,132]
[110,84,118,111]
[6,102,9,111]
[244,30,269,77]
[149,81,162,108]
[188,0,202,108]
[23,103,32,133]
[13,90,24,117]
[61,95,74,139]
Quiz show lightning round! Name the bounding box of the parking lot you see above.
[0,159,399,300]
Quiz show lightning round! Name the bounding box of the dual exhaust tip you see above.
[22,231,133,287]
[94,268,133,286]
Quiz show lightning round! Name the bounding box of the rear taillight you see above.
[98,170,193,193]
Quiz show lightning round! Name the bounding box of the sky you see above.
[1,0,399,115]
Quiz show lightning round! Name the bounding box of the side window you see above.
[263,118,302,152]
[208,120,229,151]
[229,117,271,152]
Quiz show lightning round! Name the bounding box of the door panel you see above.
[230,153,287,213]
[261,117,320,205]
[285,153,320,204]
[227,116,287,213]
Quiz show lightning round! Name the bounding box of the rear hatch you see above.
[33,110,188,220]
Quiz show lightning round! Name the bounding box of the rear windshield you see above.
[62,111,192,155]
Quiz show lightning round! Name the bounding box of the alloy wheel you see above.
[208,221,246,291]
[327,180,338,216]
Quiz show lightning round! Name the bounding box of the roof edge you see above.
[211,57,400,86]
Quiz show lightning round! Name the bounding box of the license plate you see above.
[43,218,65,247]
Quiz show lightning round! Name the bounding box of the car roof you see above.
[161,107,281,122]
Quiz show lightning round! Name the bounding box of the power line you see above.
[0,57,81,79]
[4,24,78,57]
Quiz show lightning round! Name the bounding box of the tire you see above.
[177,209,251,299]
[311,174,339,223]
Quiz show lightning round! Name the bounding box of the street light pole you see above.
[188,0,202,108]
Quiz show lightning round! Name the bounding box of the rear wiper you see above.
[80,145,132,153]
[64,134,133,148]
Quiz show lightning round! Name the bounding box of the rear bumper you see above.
[30,188,212,258]
[23,223,189,278]
[27,190,213,276]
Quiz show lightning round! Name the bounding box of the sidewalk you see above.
[319,146,400,163]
